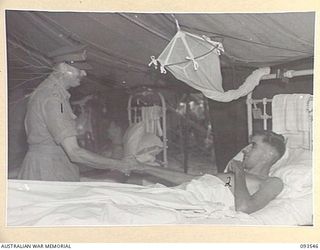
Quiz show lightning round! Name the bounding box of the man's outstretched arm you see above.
[138,165,200,185]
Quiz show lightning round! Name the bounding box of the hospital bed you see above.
[127,87,168,167]
[7,72,313,227]
[245,91,313,226]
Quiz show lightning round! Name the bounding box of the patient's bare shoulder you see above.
[259,176,284,194]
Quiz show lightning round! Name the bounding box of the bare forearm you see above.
[69,147,125,171]
[62,136,139,173]
[144,166,199,185]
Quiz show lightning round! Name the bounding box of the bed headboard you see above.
[127,88,168,167]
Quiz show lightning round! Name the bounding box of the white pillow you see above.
[135,133,163,164]
[269,148,312,198]
[122,122,145,157]
[252,193,313,225]
[123,123,163,165]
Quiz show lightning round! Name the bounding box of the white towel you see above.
[141,106,163,136]
[296,94,311,131]
[285,95,298,131]
[272,94,287,134]
[272,94,312,149]
[153,106,163,136]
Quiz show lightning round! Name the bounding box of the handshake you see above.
[118,155,150,176]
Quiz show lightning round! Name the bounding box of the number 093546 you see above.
[300,244,319,248]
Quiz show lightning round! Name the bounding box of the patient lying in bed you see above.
[140,130,286,214]
[8,130,312,226]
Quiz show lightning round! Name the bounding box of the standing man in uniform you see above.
[18,46,140,181]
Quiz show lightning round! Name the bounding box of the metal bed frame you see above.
[127,87,168,167]
[246,69,313,150]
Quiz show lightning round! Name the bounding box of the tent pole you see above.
[246,92,253,142]
[182,94,190,173]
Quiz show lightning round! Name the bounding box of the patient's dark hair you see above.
[254,130,286,160]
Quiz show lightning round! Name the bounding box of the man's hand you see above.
[228,159,245,173]
[119,156,148,175]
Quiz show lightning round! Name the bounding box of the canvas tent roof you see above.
[6,11,315,97]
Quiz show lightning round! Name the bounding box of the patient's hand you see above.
[227,160,244,173]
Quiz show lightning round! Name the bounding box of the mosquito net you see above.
[149,30,270,102]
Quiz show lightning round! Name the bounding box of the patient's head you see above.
[243,130,286,170]
[258,130,286,161]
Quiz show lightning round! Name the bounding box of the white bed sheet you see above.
[7,169,312,227]
[7,175,259,226]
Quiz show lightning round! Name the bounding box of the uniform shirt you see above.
[25,75,78,146]
[18,75,80,181]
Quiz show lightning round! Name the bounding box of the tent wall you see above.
[8,89,28,171]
